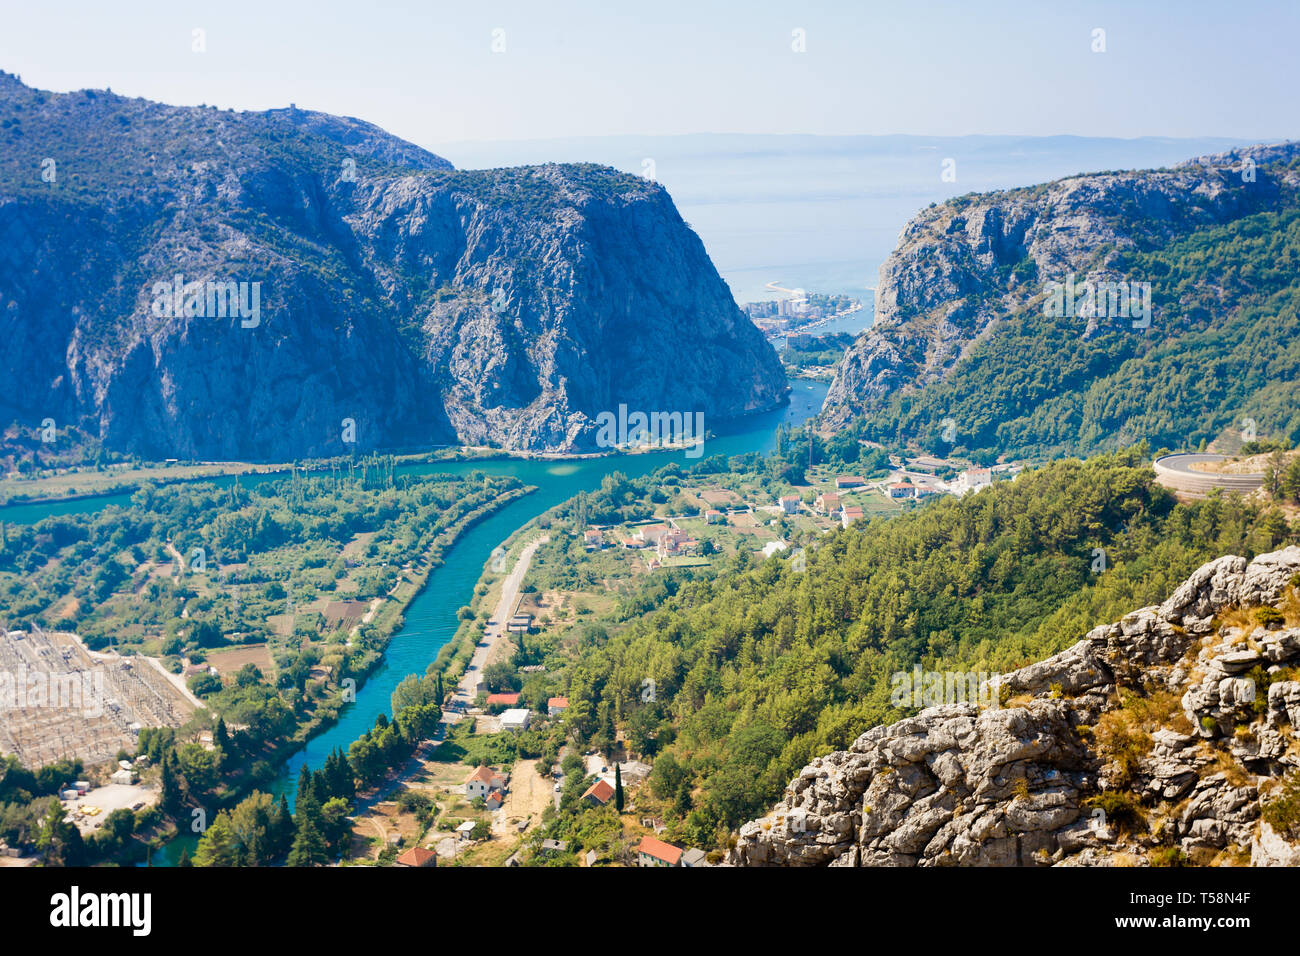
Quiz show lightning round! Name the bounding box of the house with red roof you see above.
[547,696,569,717]
[815,492,842,515]
[582,779,616,806]
[637,834,683,867]
[465,765,509,800]
[835,475,866,489]
[395,847,437,868]
[485,692,521,709]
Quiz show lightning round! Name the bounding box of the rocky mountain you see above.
[732,546,1300,867]
[821,142,1300,459]
[0,73,784,461]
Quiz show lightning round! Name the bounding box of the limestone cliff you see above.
[732,546,1300,867]
[0,73,784,460]
[819,142,1300,454]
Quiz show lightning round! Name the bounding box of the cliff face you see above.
[819,142,1300,441]
[0,74,784,460]
[732,546,1300,867]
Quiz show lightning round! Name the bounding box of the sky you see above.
[0,0,1294,148]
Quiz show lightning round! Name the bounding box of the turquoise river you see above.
[1,381,828,864]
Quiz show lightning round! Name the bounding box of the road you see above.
[1153,454,1266,496]
[451,535,549,706]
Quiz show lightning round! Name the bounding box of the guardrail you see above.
[1153,454,1265,496]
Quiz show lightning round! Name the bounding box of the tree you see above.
[215,716,229,750]
[319,797,352,856]
[614,764,624,813]
[269,795,294,859]
[296,764,316,806]
[192,813,237,867]
[160,752,180,814]
[36,800,85,865]
[177,743,220,793]
[287,814,328,867]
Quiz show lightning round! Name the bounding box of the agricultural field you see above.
[0,465,530,769]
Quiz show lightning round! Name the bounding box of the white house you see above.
[465,765,508,800]
[500,708,530,732]
[952,468,993,496]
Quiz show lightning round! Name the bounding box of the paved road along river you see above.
[1,381,829,865]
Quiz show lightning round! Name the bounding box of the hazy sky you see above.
[1,0,1293,147]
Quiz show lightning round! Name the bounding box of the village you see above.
[574,456,1018,566]
[360,453,1025,869]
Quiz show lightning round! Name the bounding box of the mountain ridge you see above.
[819,140,1300,459]
[0,73,785,461]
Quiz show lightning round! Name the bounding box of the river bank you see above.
[3,382,829,866]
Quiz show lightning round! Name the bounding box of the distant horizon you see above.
[3,1,1296,144]
[4,71,1279,149]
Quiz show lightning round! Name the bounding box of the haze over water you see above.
[437,133,1252,334]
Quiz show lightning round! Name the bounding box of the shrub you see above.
[1149,846,1188,867]
[1254,606,1285,629]
[1261,772,1300,839]
[1084,791,1145,837]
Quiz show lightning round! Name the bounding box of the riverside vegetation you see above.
[0,465,527,864]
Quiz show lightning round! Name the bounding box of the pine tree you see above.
[215,716,229,752]
[270,794,294,858]
[614,764,625,813]
[160,752,179,814]
[177,846,192,867]
[287,814,327,867]
[193,813,236,867]
[296,764,315,806]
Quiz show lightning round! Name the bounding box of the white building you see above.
[500,708,530,732]
[952,468,993,496]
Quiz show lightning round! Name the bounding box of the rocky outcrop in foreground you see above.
[732,546,1300,867]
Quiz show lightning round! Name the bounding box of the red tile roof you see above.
[396,847,436,867]
[466,765,503,786]
[637,834,682,865]
[548,697,569,709]
[485,692,520,707]
[582,779,616,804]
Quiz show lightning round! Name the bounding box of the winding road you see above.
[1153,454,1266,496]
